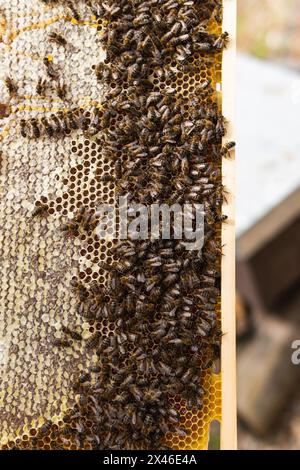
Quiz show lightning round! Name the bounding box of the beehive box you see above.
[0,0,236,450]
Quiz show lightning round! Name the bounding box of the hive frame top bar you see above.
[221,0,237,450]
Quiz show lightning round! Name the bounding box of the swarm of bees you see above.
[13,0,232,451]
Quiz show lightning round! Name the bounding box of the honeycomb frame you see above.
[0,0,236,451]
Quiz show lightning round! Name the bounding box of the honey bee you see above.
[20,118,27,138]
[100,336,111,351]
[213,3,223,24]
[38,420,52,436]
[66,110,79,130]
[123,29,135,46]
[60,427,77,438]
[176,47,192,65]
[89,3,105,19]
[143,414,153,429]
[4,77,18,97]
[213,32,229,50]
[169,34,189,47]
[0,103,10,119]
[70,279,88,302]
[49,113,62,133]
[202,358,214,370]
[95,62,111,83]
[41,117,54,137]
[74,206,87,223]
[84,108,100,136]
[77,372,91,384]
[83,212,98,232]
[89,364,101,374]
[61,325,82,341]
[220,141,235,158]
[216,214,228,223]
[52,338,72,348]
[36,78,48,96]
[200,79,211,90]
[30,118,41,138]
[31,203,49,218]
[98,174,114,184]
[43,56,59,80]
[85,331,101,350]
[129,384,143,401]
[216,115,227,138]
[57,111,70,134]
[48,32,67,47]
[74,108,89,131]
[195,42,214,53]
[66,1,81,21]
[57,82,67,100]
[127,63,140,82]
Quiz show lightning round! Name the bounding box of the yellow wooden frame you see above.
[221,0,237,450]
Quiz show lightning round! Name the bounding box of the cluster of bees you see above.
[9,0,232,451]
[19,109,90,139]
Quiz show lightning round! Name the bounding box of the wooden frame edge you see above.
[221,0,237,450]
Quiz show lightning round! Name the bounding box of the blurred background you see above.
[236,0,300,449]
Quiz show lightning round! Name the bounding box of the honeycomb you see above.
[0,0,227,450]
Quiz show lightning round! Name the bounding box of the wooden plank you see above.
[236,55,300,238]
[238,186,300,260]
[221,0,237,450]
[237,213,300,310]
